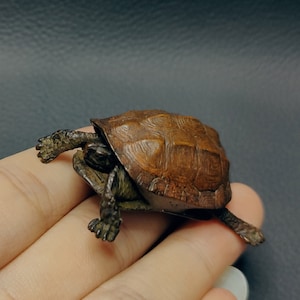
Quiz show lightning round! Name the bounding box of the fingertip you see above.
[202,287,237,300]
[213,266,248,300]
[228,183,265,229]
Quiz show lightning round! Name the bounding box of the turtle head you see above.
[84,142,117,173]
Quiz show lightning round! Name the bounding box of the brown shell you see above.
[91,110,231,209]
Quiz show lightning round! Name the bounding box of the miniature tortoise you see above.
[36,110,264,245]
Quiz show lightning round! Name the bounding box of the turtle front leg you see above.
[73,151,121,241]
[88,165,122,242]
[36,130,99,163]
[88,207,122,242]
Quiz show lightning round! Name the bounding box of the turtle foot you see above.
[36,130,72,163]
[215,208,265,246]
[238,225,265,246]
[88,217,121,242]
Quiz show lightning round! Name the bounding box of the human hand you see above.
[0,146,264,299]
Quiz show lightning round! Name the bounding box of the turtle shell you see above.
[91,110,231,209]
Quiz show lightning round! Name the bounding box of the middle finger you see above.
[0,195,171,299]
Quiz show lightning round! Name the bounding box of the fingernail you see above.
[214,266,249,300]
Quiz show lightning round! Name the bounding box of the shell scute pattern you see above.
[92,110,230,208]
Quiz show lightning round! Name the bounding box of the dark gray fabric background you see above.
[0,1,299,299]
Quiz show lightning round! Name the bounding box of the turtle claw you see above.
[88,217,121,242]
[36,140,57,163]
[36,129,85,163]
[36,130,69,163]
[240,227,265,246]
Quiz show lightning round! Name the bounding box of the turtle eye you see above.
[84,143,116,173]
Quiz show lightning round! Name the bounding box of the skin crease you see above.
[0,127,264,300]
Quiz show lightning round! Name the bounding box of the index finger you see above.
[0,146,90,267]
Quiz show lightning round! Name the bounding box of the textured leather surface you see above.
[1,1,299,299]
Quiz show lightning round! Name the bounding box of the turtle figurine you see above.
[36,110,264,245]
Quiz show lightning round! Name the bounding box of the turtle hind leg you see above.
[214,208,265,246]
[36,130,99,163]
